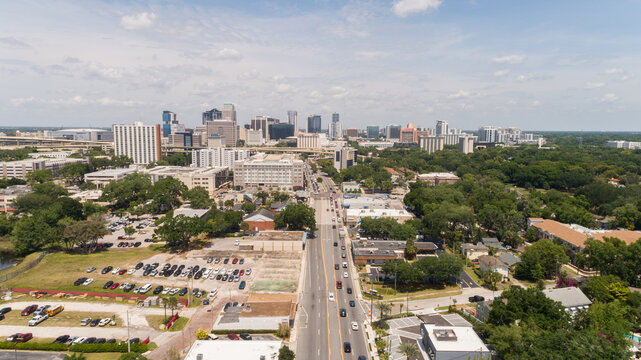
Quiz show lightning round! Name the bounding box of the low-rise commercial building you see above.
[528,217,641,250]
[344,208,413,226]
[29,151,74,159]
[0,185,31,213]
[144,166,228,195]
[243,208,276,231]
[417,172,459,185]
[83,168,138,187]
[239,231,305,252]
[233,153,304,190]
[342,181,360,192]
[0,158,86,180]
[420,322,491,360]
[184,340,283,360]
[352,240,437,265]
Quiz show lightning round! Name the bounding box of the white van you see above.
[342,262,348,268]
[139,283,152,294]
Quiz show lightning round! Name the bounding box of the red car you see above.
[110,283,120,290]
[117,236,125,240]
[227,333,239,340]
[15,333,33,342]
[118,269,127,275]
[239,270,245,276]
[21,305,37,316]
[232,258,238,264]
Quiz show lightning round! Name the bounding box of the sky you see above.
[1,0,640,131]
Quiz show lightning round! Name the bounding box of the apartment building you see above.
[191,148,250,170]
[233,153,305,190]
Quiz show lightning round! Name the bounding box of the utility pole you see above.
[126,309,131,353]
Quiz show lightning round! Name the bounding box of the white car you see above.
[234,240,239,246]
[343,272,348,278]
[119,283,128,289]
[213,267,220,274]
[98,318,111,327]
[203,268,213,278]
[73,337,87,345]
[139,283,152,294]
[209,288,218,297]
[83,278,94,286]
[219,268,226,276]
[329,292,335,301]
[351,321,358,331]
[227,269,233,275]
[111,267,120,275]
[234,275,240,282]
[28,314,48,326]
[246,268,252,275]
[169,288,179,295]
[127,269,136,275]
[161,288,170,295]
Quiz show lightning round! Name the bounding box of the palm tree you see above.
[398,342,420,359]
[375,301,392,327]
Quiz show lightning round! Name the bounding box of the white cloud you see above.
[604,68,623,75]
[392,0,442,17]
[212,48,242,61]
[493,69,510,77]
[120,12,157,30]
[448,90,472,99]
[531,100,541,107]
[599,93,618,103]
[584,82,605,89]
[329,86,349,99]
[492,54,526,65]
[515,74,532,82]
[275,83,294,93]
[0,37,31,48]
[237,69,259,80]
[10,95,144,107]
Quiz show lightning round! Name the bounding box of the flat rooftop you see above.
[422,323,489,353]
[252,231,305,242]
[85,168,136,176]
[185,340,282,360]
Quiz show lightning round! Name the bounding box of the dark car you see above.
[129,338,140,344]
[340,308,347,317]
[124,284,135,292]
[179,287,188,296]
[343,342,351,353]
[21,305,37,316]
[153,285,164,295]
[349,300,356,307]
[84,337,96,344]
[224,302,231,311]
[52,335,69,343]
[468,295,485,303]
[90,319,101,327]
[347,287,352,294]
[358,356,367,360]
[214,257,220,264]
[222,274,229,281]
[239,333,252,340]
[74,277,87,286]
[107,338,117,344]
[193,265,200,272]
[163,263,171,270]
[341,245,345,250]
[94,338,106,344]
[151,263,159,269]
[333,242,338,247]
[103,281,114,289]
[143,269,152,276]
[239,281,246,290]
[233,269,239,276]
[216,274,223,280]
[227,333,239,340]
[223,258,229,264]
[192,288,200,296]
[101,266,113,274]
[0,307,11,315]
[133,242,141,247]
[207,257,213,263]
[143,264,151,271]
[239,258,244,265]
[334,264,339,270]
[194,270,203,280]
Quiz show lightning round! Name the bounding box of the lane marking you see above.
[318,198,332,360]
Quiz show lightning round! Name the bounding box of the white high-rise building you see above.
[330,113,342,140]
[419,136,444,154]
[233,153,305,190]
[459,136,475,154]
[297,132,321,148]
[435,120,449,136]
[478,126,499,143]
[192,148,250,170]
[113,122,161,165]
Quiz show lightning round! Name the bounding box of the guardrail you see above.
[0,251,47,283]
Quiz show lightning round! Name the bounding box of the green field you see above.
[250,279,297,293]
[146,314,189,331]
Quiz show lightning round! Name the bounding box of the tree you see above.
[195,328,209,340]
[398,343,420,358]
[274,203,316,232]
[240,221,250,231]
[480,269,503,291]
[375,301,392,327]
[581,275,631,303]
[241,202,256,214]
[164,349,181,360]
[488,286,569,331]
[166,296,179,318]
[278,345,296,360]
[155,214,206,250]
[59,162,91,184]
[100,173,152,210]
[64,353,87,360]
[203,209,243,236]
[514,238,569,280]
[404,238,417,260]
[256,191,269,204]
[118,354,148,360]
[26,169,52,183]
[124,226,136,237]
[184,186,212,209]
[148,176,187,213]
[224,199,235,209]
[11,215,58,256]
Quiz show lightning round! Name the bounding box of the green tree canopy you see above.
[274,202,316,232]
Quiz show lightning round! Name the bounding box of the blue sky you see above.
[1,0,640,131]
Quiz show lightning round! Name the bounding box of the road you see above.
[296,175,368,359]
[0,351,63,360]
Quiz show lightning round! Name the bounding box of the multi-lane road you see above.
[296,176,368,359]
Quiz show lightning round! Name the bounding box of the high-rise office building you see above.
[222,103,237,121]
[366,125,380,139]
[344,128,359,138]
[162,111,176,137]
[435,120,449,136]
[329,113,342,140]
[386,125,401,139]
[287,111,298,135]
[307,115,322,133]
[113,122,162,165]
[334,146,357,171]
[202,108,222,124]
[206,120,237,147]
[251,116,279,140]
[269,123,295,140]
[478,126,499,143]
[458,135,474,154]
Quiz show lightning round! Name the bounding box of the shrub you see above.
[0,342,67,351]
[69,343,148,353]
[211,329,276,335]
[275,324,291,339]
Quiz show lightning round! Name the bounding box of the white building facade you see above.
[191,148,250,170]
[113,122,161,165]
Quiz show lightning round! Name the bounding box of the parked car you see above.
[33,305,50,316]
[153,285,164,295]
[135,262,144,270]
[28,314,48,326]
[239,281,246,290]
[86,266,96,273]
[90,318,101,327]
[179,287,188,296]
[214,257,220,264]
[21,305,37,316]
[239,333,252,340]
[99,318,111,327]
[207,257,213,263]
[15,333,33,343]
[103,281,113,289]
[81,318,91,326]
[101,266,113,274]
[118,269,127,275]
[468,295,485,303]
[0,307,12,315]
[232,258,238,264]
[74,277,87,286]
[227,333,240,340]
[6,333,21,342]
[52,335,69,344]
[111,267,120,275]
[82,278,94,286]
[246,268,252,275]
[110,282,120,289]
[239,258,244,265]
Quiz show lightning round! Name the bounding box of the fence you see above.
[0,251,47,283]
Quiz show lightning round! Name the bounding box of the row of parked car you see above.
[0,305,64,327]
[80,317,114,327]
[116,241,141,247]
[52,334,142,346]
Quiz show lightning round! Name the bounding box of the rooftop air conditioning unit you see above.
[197,354,203,360]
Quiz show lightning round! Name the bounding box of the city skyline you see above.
[1,1,641,131]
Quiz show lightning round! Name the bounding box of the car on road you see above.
[334,264,339,270]
[358,356,366,360]
[343,272,348,278]
[340,308,347,317]
[329,293,335,301]
[239,333,252,340]
[351,321,358,331]
[333,242,338,246]
[21,305,37,316]
[227,333,240,340]
[341,253,346,258]
[336,281,342,289]
[86,266,96,273]
[349,300,356,307]
[28,314,48,326]
[343,342,351,353]
[468,295,485,303]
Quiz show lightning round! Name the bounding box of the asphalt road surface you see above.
[458,269,480,288]
[0,351,63,360]
[296,182,368,359]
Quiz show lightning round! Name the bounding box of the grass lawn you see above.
[0,252,41,276]
[464,266,482,285]
[82,353,123,360]
[146,314,189,331]
[0,310,122,327]
[388,290,462,303]
[363,281,460,300]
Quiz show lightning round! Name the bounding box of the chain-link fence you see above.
[0,251,47,283]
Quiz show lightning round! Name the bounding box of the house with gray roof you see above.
[542,287,592,315]
[498,252,521,268]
